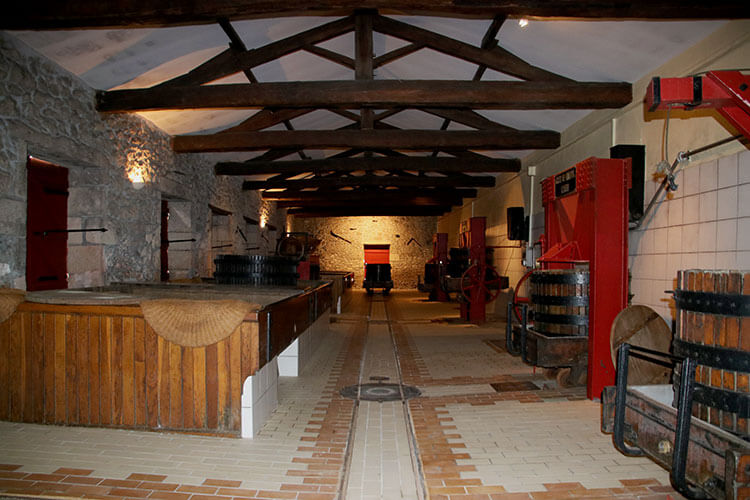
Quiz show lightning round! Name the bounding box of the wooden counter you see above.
[0,282,331,436]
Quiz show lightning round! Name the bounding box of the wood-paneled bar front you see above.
[0,282,332,436]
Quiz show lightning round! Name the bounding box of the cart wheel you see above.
[383,288,391,295]
[366,288,373,295]
[460,264,502,304]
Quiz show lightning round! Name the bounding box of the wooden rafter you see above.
[276,194,463,207]
[215,156,520,175]
[242,172,495,190]
[261,187,478,201]
[174,129,560,152]
[421,108,513,131]
[222,108,315,133]
[97,80,631,112]
[287,205,451,217]
[432,15,504,156]
[373,42,426,68]
[372,15,568,82]
[303,44,355,69]
[6,2,747,30]
[153,16,356,88]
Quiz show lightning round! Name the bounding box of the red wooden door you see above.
[26,158,68,291]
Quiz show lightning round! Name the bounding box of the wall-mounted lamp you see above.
[128,168,146,190]
[126,148,151,190]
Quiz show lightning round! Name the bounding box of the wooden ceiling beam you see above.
[250,148,304,161]
[276,195,463,207]
[98,80,632,112]
[373,42,426,68]
[174,128,560,152]
[222,108,315,133]
[303,44,355,69]
[421,107,516,131]
[218,18,259,83]
[261,187,478,201]
[242,173,495,190]
[372,14,568,82]
[215,156,520,175]
[6,2,747,30]
[288,206,451,217]
[430,14,504,158]
[154,16,355,88]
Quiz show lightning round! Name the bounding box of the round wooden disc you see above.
[610,305,672,385]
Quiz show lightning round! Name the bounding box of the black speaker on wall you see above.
[507,206,527,241]
[610,144,645,223]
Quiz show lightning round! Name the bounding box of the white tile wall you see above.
[667,197,683,226]
[683,195,700,224]
[630,151,746,324]
[699,159,718,192]
[718,155,738,188]
[717,187,738,220]
[683,165,700,196]
[241,357,279,439]
[740,151,750,184]
[278,312,331,378]
[699,191,717,222]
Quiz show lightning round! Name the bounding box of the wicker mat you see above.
[141,299,259,347]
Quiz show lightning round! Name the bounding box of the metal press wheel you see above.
[460,264,502,304]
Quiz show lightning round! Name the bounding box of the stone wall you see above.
[291,216,437,289]
[0,32,284,289]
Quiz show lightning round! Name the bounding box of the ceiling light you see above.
[518,18,529,28]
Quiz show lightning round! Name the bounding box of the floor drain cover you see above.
[340,383,421,401]
[490,381,541,392]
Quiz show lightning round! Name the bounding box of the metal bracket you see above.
[613,343,710,499]
[506,301,520,355]
[674,289,750,317]
[520,303,529,364]
[671,357,710,499]
[35,227,107,237]
[613,344,647,457]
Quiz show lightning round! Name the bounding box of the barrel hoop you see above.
[531,294,588,307]
[673,338,750,372]
[674,289,750,317]
[532,312,588,326]
[530,272,589,285]
[674,377,750,418]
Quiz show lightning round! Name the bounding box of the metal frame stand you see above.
[614,343,709,499]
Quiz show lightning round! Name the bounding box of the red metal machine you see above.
[538,157,631,400]
[425,233,450,301]
[646,71,750,139]
[458,217,506,324]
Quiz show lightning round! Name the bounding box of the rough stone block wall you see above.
[0,33,285,289]
[291,216,437,289]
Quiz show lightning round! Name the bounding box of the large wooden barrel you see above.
[673,269,750,437]
[530,269,589,337]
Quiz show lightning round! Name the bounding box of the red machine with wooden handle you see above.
[539,157,631,400]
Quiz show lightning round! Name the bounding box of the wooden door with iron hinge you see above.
[26,157,69,291]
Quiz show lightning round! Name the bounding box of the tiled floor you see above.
[0,290,684,500]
